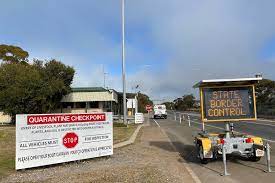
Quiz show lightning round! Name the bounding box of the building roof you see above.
[193,77,262,88]
[61,87,118,103]
[71,87,108,92]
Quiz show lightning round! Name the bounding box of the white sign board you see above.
[135,113,144,124]
[16,113,113,170]
[127,98,137,109]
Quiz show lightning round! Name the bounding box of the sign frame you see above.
[15,112,113,170]
[200,84,257,122]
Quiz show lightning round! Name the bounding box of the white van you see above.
[153,105,167,119]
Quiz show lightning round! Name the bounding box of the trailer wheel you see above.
[198,145,209,164]
[248,149,262,162]
[249,156,261,162]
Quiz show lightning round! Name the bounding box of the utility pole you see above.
[122,0,127,124]
[103,66,108,88]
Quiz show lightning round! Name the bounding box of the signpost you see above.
[146,105,153,122]
[16,112,113,170]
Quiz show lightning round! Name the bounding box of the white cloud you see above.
[3,0,275,101]
[123,0,275,99]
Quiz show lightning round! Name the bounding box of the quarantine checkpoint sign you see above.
[16,113,113,170]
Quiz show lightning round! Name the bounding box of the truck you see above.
[153,105,167,119]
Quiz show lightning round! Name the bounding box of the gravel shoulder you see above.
[1,122,195,183]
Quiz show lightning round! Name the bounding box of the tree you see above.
[0,59,75,124]
[136,92,153,113]
[173,94,195,111]
[162,102,175,110]
[255,79,275,116]
[255,79,275,105]
[0,44,29,63]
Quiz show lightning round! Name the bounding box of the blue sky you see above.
[1,1,275,101]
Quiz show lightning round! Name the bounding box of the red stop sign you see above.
[146,105,152,112]
[63,132,78,148]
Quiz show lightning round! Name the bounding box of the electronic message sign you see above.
[16,113,113,170]
[201,86,256,122]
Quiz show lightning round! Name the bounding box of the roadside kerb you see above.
[158,124,202,183]
[114,124,144,149]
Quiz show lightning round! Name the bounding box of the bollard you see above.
[174,113,176,121]
[221,144,230,176]
[188,115,191,127]
[265,143,274,173]
[180,115,182,124]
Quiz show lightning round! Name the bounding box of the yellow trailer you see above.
[193,77,265,165]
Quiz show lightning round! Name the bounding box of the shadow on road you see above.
[149,140,198,163]
[149,140,224,175]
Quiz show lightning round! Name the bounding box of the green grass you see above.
[113,124,137,144]
[0,127,15,179]
[0,124,138,179]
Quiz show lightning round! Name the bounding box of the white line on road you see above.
[242,121,275,127]
[258,119,275,123]
[153,119,160,127]
[190,119,275,143]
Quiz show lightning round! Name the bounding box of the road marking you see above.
[258,119,275,123]
[190,120,275,143]
[242,121,275,127]
[153,119,160,127]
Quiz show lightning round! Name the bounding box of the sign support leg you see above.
[225,122,230,139]
[221,144,230,176]
[265,143,274,173]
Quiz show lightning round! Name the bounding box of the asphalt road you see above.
[168,111,275,142]
[151,112,275,183]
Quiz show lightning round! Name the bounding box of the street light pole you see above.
[122,0,127,124]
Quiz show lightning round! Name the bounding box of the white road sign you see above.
[135,113,144,124]
[16,112,113,170]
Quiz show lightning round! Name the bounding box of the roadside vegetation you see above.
[0,44,75,124]
[113,122,137,144]
[0,127,15,179]
[256,79,275,118]
[162,94,197,111]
